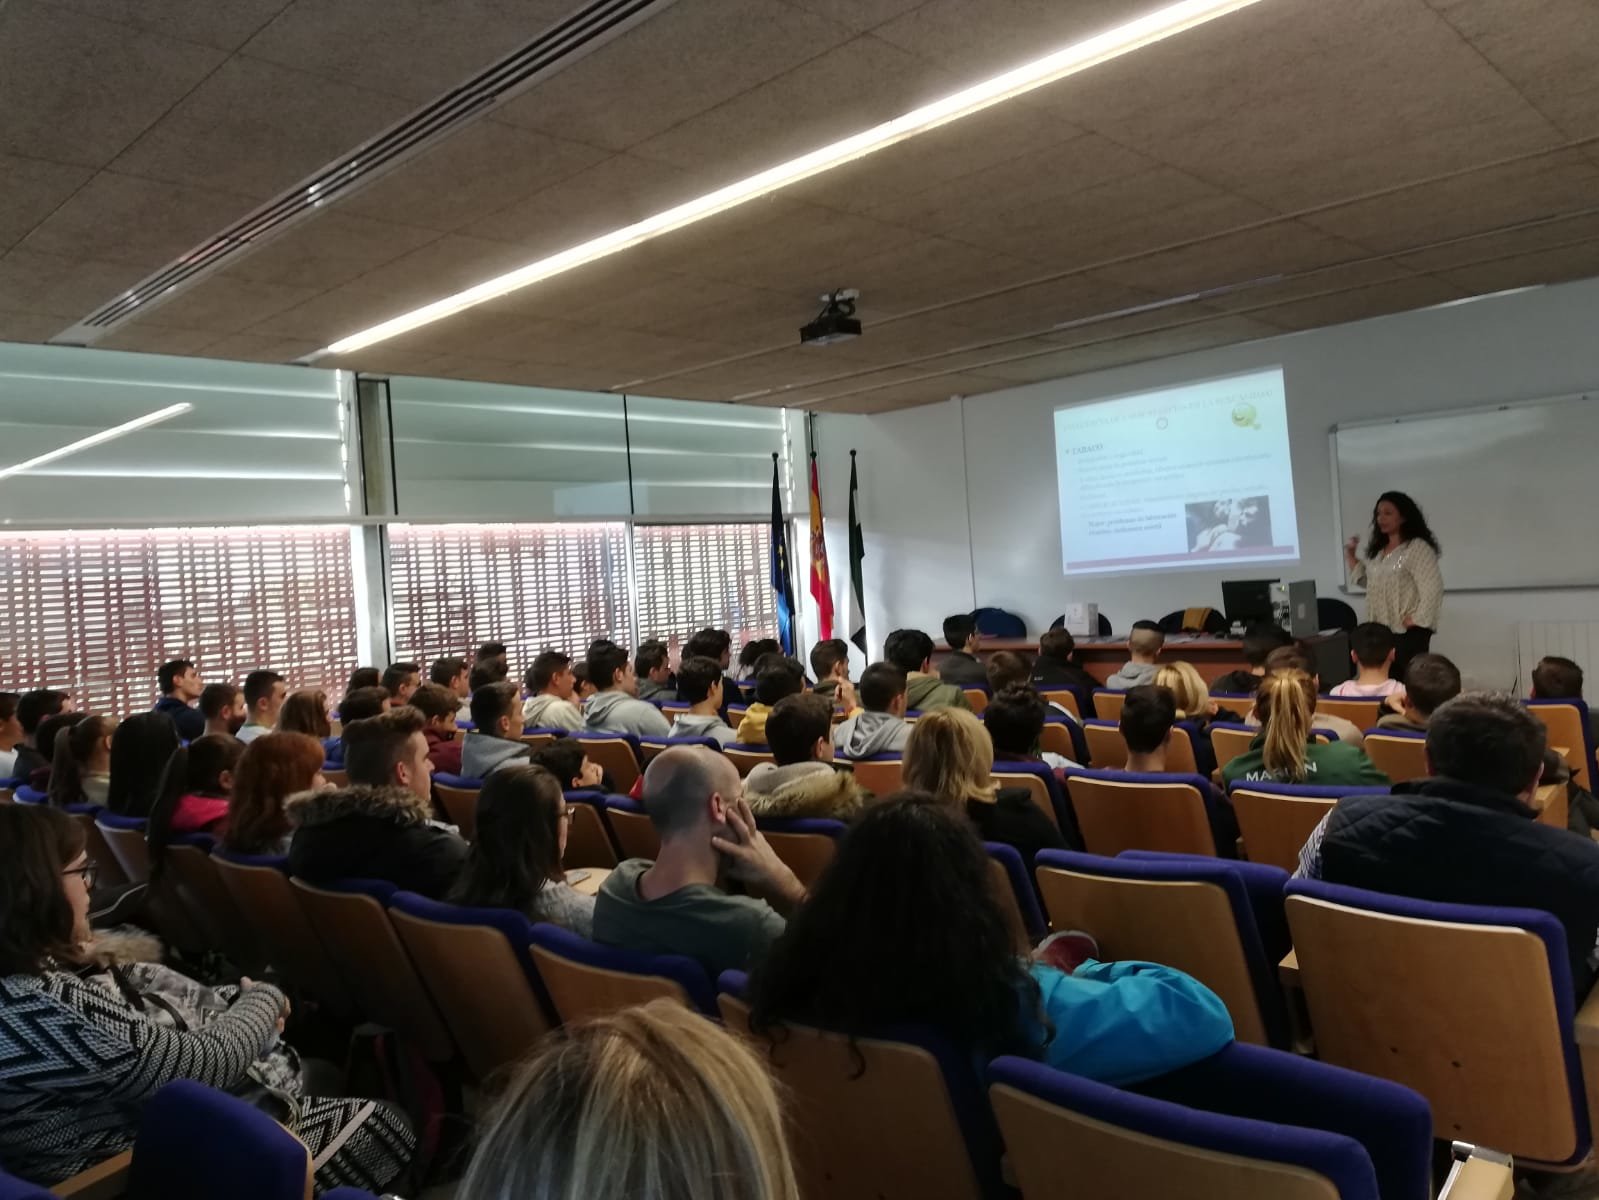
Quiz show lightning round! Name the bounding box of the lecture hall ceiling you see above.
[3,0,1598,412]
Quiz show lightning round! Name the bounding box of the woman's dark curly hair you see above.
[748,792,1041,1059]
[1365,490,1441,560]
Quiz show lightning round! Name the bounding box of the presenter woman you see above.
[1343,491,1442,679]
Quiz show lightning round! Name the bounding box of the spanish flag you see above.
[808,452,834,639]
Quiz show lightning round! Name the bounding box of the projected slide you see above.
[1054,367,1299,576]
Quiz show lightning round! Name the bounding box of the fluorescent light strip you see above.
[0,403,193,482]
[315,0,1263,358]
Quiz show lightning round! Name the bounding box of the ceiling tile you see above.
[93,322,224,355]
[1303,149,1599,254]
[241,282,401,341]
[1020,0,1563,212]
[0,0,228,167]
[493,0,857,150]
[219,212,443,290]
[0,309,70,342]
[0,248,149,319]
[337,121,609,233]
[311,234,546,319]
[0,154,94,252]
[239,0,581,101]
[109,55,413,200]
[118,275,322,335]
[627,36,965,178]
[1255,276,1468,331]
[1431,239,1599,296]
[969,315,1283,385]
[1094,221,1369,296]
[15,171,261,271]
[814,238,1045,324]
[782,0,927,33]
[192,331,323,362]
[1389,209,1599,274]
[1203,259,1424,315]
[807,372,1013,413]
[38,0,295,51]
[1429,0,1599,136]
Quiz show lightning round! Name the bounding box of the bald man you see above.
[592,746,806,978]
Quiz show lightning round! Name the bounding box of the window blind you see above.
[633,523,778,659]
[388,523,631,670]
[0,526,359,716]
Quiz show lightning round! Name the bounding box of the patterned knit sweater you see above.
[0,970,283,1183]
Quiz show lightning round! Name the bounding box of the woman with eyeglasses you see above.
[449,762,596,936]
[0,804,414,1191]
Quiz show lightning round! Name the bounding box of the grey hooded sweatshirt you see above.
[672,712,739,747]
[585,690,671,737]
[460,731,531,779]
[832,710,911,759]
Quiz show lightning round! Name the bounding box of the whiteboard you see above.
[1332,391,1599,591]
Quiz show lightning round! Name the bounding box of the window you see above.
[0,526,359,716]
[633,523,778,659]
[388,523,631,670]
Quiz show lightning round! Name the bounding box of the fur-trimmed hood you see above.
[744,761,863,820]
[285,783,434,830]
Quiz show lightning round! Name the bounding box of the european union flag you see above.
[770,453,796,655]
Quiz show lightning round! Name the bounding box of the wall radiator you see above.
[1516,622,1599,688]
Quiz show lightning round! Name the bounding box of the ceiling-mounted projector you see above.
[800,289,862,345]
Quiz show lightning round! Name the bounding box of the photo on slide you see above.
[1186,496,1272,553]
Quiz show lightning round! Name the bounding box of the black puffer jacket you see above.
[1321,778,1599,998]
[287,784,468,900]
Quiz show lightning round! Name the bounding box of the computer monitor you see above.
[1222,579,1276,627]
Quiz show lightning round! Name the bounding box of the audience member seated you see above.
[686,627,742,712]
[1244,646,1366,747]
[1154,660,1242,762]
[1106,621,1164,690]
[200,682,245,738]
[450,763,596,936]
[236,669,287,744]
[593,747,805,978]
[380,661,421,706]
[463,681,533,777]
[1223,670,1388,789]
[1120,685,1181,775]
[149,733,244,841]
[571,660,598,704]
[903,707,1071,861]
[737,638,781,680]
[527,737,606,793]
[430,655,472,720]
[276,688,332,739]
[0,692,21,778]
[989,650,1076,723]
[736,654,807,745]
[987,685,1076,770]
[584,641,672,737]
[885,628,971,712]
[1296,693,1599,1000]
[475,641,510,682]
[832,662,912,759]
[1031,628,1101,703]
[411,683,464,775]
[469,662,499,694]
[748,795,1233,1085]
[345,666,381,694]
[521,649,585,732]
[288,707,466,899]
[1531,654,1599,748]
[225,731,326,856]
[938,613,988,687]
[634,640,677,703]
[326,685,390,767]
[1209,623,1294,696]
[809,637,853,709]
[1375,652,1462,732]
[0,805,416,1193]
[12,689,70,780]
[671,655,740,748]
[457,1000,798,1200]
[152,658,206,741]
[106,712,182,819]
[1331,623,1403,698]
[744,694,864,820]
[30,711,80,790]
[45,714,106,807]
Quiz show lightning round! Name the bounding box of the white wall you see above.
[820,276,1599,690]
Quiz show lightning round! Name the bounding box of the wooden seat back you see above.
[1361,734,1428,783]
[1231,788,1338,874]
[1066,776,1217,857]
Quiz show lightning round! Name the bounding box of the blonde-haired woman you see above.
[457,1000,799,1200]
[903,707,1071,861]
[1222,670,1388,789]
[1155,661,1244,765]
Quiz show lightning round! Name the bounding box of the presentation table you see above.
[933,631,1350,687]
